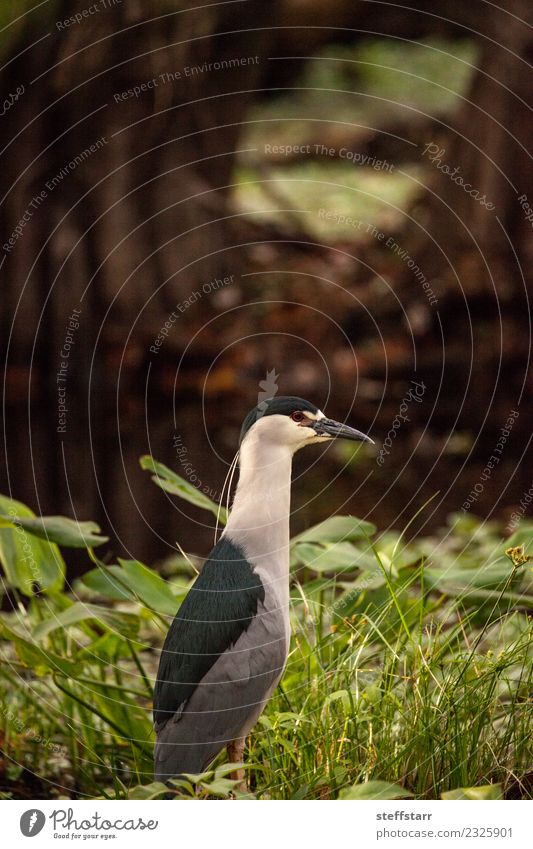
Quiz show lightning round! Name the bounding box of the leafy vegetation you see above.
[0,461,531,799]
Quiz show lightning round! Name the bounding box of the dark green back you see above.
[153,537,265,728]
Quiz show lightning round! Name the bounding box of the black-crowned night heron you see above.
[153,396,373,784]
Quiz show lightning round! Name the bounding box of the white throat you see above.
[223,430,294,571]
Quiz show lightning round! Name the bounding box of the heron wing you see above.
[153,610,287,780]
[153,536,265,730]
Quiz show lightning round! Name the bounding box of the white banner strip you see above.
[3,799,532,848]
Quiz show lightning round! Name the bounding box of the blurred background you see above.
[1,0,531,566]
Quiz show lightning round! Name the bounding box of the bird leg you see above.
[227,737,246,792]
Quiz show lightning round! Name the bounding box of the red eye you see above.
[291,411,305,422]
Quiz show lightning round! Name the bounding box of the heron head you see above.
[239,396,374,453]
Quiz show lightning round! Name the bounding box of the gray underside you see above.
[154,602,288,780]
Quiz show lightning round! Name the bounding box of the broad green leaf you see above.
[0,495,65,594]
[0,517,15,528]
[292,541,361,574]
[140,455,227,522]
[377,531,426,569]
[450,586,533,605]
[119,558,180,615]
[0,514,108,548]
[332,571,388,620]
[33,601,139,640]
[209,763,250,779]
[339,780,413,800]
[292,515,376,545]
[424,561,515,592]
[447,512,483,534]
[128,782,171,800]
[442,784,503,800]
[200,778,239,797]
[321,689,351,716]
[0,620,77,676]
[81,565,133,601]
[505,523,533,550]
[81,560,181,615]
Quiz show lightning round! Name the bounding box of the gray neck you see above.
[223,434,293,573]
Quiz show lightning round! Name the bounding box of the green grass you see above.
[0,464,531,800]
[250,590,531,799]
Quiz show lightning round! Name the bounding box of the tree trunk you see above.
[1,0,278,560]
[408,0,533,297]
[388,0,533,528]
